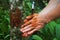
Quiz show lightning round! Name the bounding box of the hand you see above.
[20,13,51,37]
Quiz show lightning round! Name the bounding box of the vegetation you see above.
[0,0,60,40]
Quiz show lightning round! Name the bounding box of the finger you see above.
[26,15,33,20]
[24,19,28,23]
[26,13,38,19]
[21,20,32,28]
[35,25,42,30]
[22,27,34,33]
[20,24,31,32]
[22,25,42,37]
[27,25,43,35]
[33,14,38,17]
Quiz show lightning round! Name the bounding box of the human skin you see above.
[20,0,60,37]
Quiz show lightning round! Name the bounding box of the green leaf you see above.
[47,21,56,35]
[53,38,57,40]
[4,34,10,39]
[56,24,60,40]
[32,35,43,40]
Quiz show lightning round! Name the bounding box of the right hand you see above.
[20,13,51,37]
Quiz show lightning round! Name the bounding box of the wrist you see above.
[38,14,53,24]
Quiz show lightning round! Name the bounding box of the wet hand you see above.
[20,13,50,37]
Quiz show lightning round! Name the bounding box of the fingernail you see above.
[20,29,23,32]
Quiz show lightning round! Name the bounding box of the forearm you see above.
[38,0,60,22]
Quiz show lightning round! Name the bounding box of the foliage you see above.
[0,0,60,40]
[0,7,10,40]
